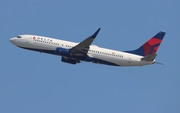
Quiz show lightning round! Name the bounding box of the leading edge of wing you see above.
[70,28,101,55]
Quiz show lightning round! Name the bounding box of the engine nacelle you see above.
[61,57,80,64]
[55,47,70,56]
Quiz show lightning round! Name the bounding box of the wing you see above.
[70,28,101,57]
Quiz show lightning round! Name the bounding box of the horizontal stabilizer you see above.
[154,61,164,65]
[141,54,157,61]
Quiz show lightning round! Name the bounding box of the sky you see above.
[1,0,180,113]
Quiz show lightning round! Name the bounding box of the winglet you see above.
[90,28,101,38]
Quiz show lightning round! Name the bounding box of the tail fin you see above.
[125,31,166,56]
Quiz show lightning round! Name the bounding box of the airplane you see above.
[10,28,166,66]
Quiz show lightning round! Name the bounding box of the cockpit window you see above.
[17,36,22,38]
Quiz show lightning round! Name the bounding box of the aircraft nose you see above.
[9,38,13,42]
[9,38,16,45]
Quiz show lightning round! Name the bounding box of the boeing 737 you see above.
[10,28,166,66]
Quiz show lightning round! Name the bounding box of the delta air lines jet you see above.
[10,28,166,66]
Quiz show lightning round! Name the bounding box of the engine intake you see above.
[55,47,70,56]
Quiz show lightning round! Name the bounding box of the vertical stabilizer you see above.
[125,31,166,56]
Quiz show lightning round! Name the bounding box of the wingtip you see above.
[96,28,101,33]
[91,28,101,38]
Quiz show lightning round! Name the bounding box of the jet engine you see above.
[55,47,70,57]
[61,57,80,64]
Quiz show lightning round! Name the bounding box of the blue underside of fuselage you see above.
[19,47,119,66]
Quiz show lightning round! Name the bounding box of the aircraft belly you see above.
[90,54,121,66]
[91,53,143,66]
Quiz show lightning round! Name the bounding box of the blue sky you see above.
[1,0,180,113]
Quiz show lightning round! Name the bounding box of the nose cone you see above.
[10,38,13,43]
[9,37,17,45]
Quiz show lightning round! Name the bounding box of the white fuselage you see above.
[10,35,153,66]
